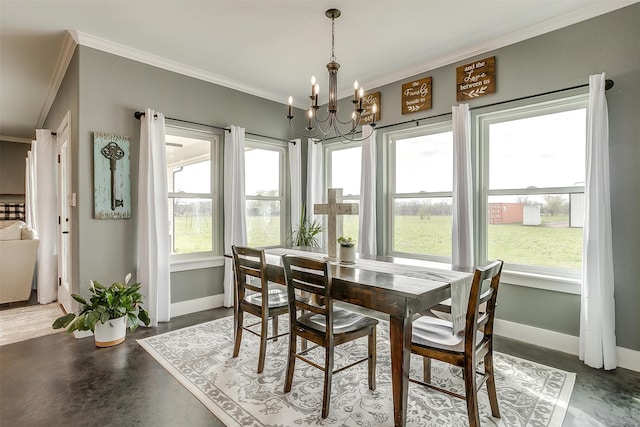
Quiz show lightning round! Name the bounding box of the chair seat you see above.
[245,287,288,308]
[412,314,483,351]
[300,308,379,334]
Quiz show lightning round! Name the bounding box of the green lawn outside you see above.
[174,214,582,270]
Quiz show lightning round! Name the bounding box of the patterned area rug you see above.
[138,315,575,426]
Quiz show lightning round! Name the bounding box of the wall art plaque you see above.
[402,77,432,114]
[94,132,131,219]
[456,56,496,101]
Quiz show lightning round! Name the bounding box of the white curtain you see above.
[29,130,57,304]
[306,139,325,245]
[451,104,474,270]
[223,125,247,307]
[580,73,617,370]
[358,125,377,255]
[137,108,171,326]
[289,139,302,235]
[25,152,37,231]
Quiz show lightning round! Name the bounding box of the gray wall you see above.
[364,4,639,351]
[46,45,294,304]
[45,4,639,351]
[0,141,30,201]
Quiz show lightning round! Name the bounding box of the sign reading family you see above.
[360,92,381,124]
[456,56,496,101]
[402,77,432,114]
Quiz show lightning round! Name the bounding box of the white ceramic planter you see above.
[94,316,127,347]
[339,245,356,264]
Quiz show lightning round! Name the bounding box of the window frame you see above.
[244,138,288,248]
[165,124,223,272]
[475,93,589,293]
[324,140,362,241]
[386,121,454,263]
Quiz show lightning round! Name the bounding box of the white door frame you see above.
[56,111,73,313]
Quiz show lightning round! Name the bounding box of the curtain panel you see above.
[306,139,325,246]
[30,130,57,304]
[289,139,302,238]
[137,109,171,326]
[580,73,617,370]
[451,104,474,270]
[223,125,247,307]
[358,125,377,255]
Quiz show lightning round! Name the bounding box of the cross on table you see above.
[314,188,358,260]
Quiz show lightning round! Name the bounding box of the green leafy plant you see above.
[337,236,355,247]
[288,205,323,247]
[52,273,150,335]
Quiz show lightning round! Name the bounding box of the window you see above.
[245,140,286,247]
[166,126,221,268]
[388,124,453,261]
[478,95,588,276]
[326,143,361,239]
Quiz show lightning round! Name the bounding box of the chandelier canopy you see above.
[286,9,376,142]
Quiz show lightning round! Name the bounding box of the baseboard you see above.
[171,294,226,318]
[494,319,640,372]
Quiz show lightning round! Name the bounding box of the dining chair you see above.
[410,260,504,427]
[231,245,289,373]
[281,254,379,419]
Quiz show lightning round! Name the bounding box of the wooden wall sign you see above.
[402,77,432,114]
[360,92,381,125]
[94,132,131,219]
[456,56,496,101]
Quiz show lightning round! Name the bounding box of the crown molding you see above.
[0,135,32,144]
[363,0,638,96]
[37,31,78,129]
[71,31,281,104]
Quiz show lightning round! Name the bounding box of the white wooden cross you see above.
[314,188,358,260]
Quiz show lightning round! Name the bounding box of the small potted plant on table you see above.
[52,273,150,347]
[337,236,356,264]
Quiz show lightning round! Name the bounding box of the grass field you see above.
[174,214,582,270]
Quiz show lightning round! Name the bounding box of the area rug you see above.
[138,315,575,427]
[0,303,64,346]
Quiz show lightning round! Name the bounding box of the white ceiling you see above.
[0,0,636,141]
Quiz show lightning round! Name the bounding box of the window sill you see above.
[170,256,225,272]
[500,270,581,295]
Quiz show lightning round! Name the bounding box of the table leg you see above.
[389,314,412,427]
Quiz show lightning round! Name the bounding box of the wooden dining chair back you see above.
[410,260,504,427]
[281,254,379,419]
[231,245,289,373]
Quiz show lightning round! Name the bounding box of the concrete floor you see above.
[0,306,638,426]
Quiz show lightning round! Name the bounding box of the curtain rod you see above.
[133,111,294,144]
[375,79,615,131]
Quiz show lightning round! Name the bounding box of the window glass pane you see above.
[341,199,359,242]
[245,148,279,196]
[246,200,281,247]
[169,198,212,254]
[395,131,453,193]
[489,109,586,190]
[487,194,583,269]
[166,135,211,193]
[330,146,361,196]
[393,197,452,256]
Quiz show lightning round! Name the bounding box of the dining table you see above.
[260,247,473,427]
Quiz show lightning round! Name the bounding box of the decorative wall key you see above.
[101,141,125,211]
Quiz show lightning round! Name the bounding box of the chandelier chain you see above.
[331,16,336,62]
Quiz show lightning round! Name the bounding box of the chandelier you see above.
[286,9,377,142]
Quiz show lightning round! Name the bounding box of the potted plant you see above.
[288,205,323,247]
[337,236,356,264]
[52,273,150,347]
